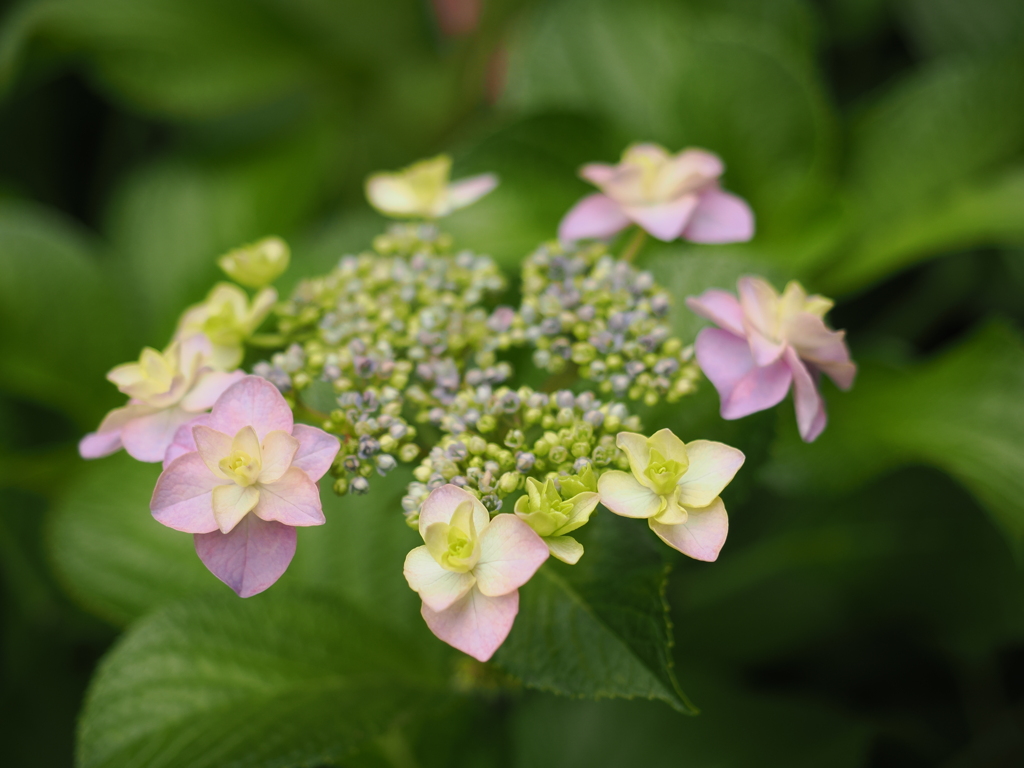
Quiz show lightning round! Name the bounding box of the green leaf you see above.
[763,322,1024,550]
[77,589,444,768]
[510,676,870,768]
[820,165,1024,293]
[0,200,131,425]
[900,0,1024,59]
[48,453,212,626]
[494,511,693,713]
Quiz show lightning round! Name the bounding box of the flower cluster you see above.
[253,224,510,491]
[513,241,701,405]
[77,145,859,666]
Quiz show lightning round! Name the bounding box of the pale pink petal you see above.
[660,149,724,198]
[623,194,699,241]
[162,413,212,469]
[290,424,340,482]
[80,403,158,459]
[79,429,124,459]
[558,193,631,242]
[676,440,745,508]
[784,313,857,390]
[785,348,827,442]
[579,162,618,187]
[447,173,498,211]
[418,484,489,539]
[208,375,293,441]
[421,588,519,662]
[685,289,745,336]
[192,425,232,476]
[737,276,779,341]
[179,369,247,412]
[212,484,260,533]
[258,430,299,484]
[150,452,221,533]
[474,515,549,598]
[252,467,325,527]
[404,545,476,611]
[682,188,755,243]
[194,514,296,598]
[649,496,729,561]
[597,470,664,519]
[694,328,792,419]
[121,406,196,463]
[748,329,787,367]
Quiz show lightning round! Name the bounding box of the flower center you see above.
[219,450,260,486]
[203,304,245,346]
[644,449,686,495]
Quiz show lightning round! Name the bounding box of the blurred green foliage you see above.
[2,0,1024,766]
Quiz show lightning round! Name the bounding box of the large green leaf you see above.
[900,0,1024,59]
[0,200,131,425]
[48,453,212,625]
[764,322,1024,551]
[77,589,444,768]
[820,165,1024,293]
[494,511,693,713]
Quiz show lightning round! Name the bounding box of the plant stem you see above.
[620,227,648,263]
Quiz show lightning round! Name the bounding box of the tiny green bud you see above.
[478,414,498,433]
[399,444,420,462]
[498,472,520,494]
[333,477,349,495]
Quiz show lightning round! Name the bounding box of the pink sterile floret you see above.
[150,375,340,597]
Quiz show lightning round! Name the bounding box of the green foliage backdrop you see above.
[2,0,1024,765]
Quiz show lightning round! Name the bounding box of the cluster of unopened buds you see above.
[80,146,856,661]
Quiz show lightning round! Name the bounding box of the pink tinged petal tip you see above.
[447,173,498,210]
[79,430,123,459]
[474,515,549,598]
[558,193,631,243]
[120,406,196,463]
[253,467,326,527]
[682,188,755,243]
[150,452,221,533]
[649,497,729,562]
[694,328,792,420]
[289,424,340,482]
[208,375,294,441]
[623,194,699,241]
[785,348,827,443]
[685,289,745,337]
[421,588,520,662]
[194,514,297,598]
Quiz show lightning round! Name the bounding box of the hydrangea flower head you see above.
[79,334,245,463]
[175,283,277,370]
[559,143,754,244]
[404,484,548,661]
[150,375,340,597]
[217,236,290,289]
[366,155,498,219]
[514,466,600,564]
[687,276,856,442]
[598,429,744,561]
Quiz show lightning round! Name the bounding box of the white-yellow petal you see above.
[597,470,664,519]
[676,440,745,508]
[211,484,259,533]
